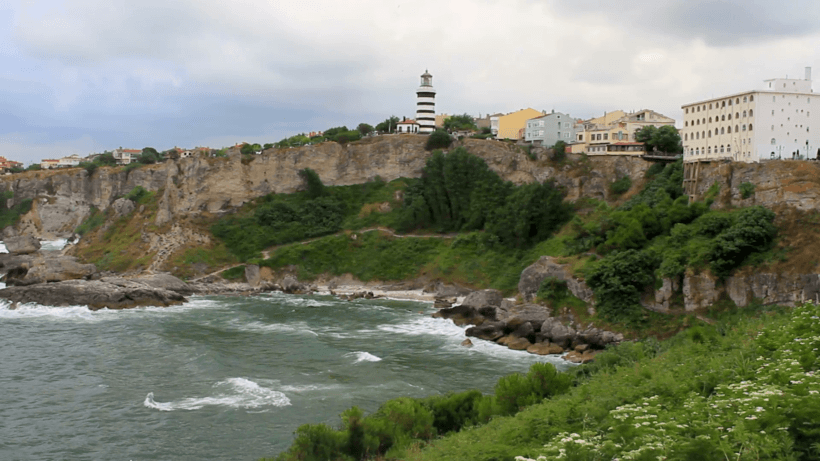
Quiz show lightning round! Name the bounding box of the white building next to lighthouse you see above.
[416,70,436,134]
[681,67,820,163]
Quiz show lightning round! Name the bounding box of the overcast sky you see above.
[2,0,820,165]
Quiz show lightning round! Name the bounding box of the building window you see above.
[728,114,732,120]
[696,132,700,140]
[727,145,731,152]
[743,96,748,103]
[771,138,776,144]
[722,101,726,107]
[604,133,608,140]
[684,133,688,141]
[685,121,688,127]
[735,125,739,132]
[703,118,706,124]
[773,96,776,102]
[749,124,753,131]
[735,112,739,119]
[702,131,705,138]
[743,111,747,117]
[720,146,725,153]
[709,103,713,109]
[750,95,754,101]
[721,127,725,134]
[721,115,725,121]
[708,130,711,138]
[708,117,712,123]
[742,125,747,131]
[697,106,700,112]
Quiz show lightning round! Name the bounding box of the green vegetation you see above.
[74,206,105,236]
[443,114,478,132]
[376,116,400,134]
[425,130,453,150]
[0,191,32,229]
[78,151,117,175]
[221,265,246,281]
[267,362,571,461]
[635,125,683,153]
[241,143,263,155]
[267,302,820,461]
[138,147,163,164]
[470,127,494,140]
[741,181,756,199]
[357,123,375,136]
[124,186,149,202]
[609,175,632,195]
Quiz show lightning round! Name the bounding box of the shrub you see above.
[298,168,327,198]
[536,277,569,304]
[425,130,453,150]
[586,249,659,323]
[610,175,632,195]
[124,186,149,202]
[74,207,105,236]
[220,265,246,280]
[80,161,98,175]
[740,181,756,199]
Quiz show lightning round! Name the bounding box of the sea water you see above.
[0,291,569,460]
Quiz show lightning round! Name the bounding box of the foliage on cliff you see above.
[0,191,33,229]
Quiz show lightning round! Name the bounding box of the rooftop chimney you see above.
[806,67,812,81]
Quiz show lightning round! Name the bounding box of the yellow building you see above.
[570,109,676,155]
[492,108,545,140]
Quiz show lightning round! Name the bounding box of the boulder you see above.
[527,343,565,355]
[137,273,194,296]
[465,321,506,341]
[507,320,535,341]
[460,338,473,347]
[281,275,310,294]
[244,265,261,287]
[0,277,187,310]
[4,235,40,255]
[506,337,532,351]
[540,318,577,348]
[497,303,551,326]
[2,254,96,286]
[111,197,135,218]
[460,289,503,310]
[563,350,600,364]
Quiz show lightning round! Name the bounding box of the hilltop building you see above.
[524,111,580,146]
[570,109,676,155]
[416,70,436,134]
[396,119,420,133]
[113,148,140,165]
[682,68,820,163]
[492,108,545,140]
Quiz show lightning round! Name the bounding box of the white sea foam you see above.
[143,378,291,411]
[232,320,319,336]
[346,351,382,363]
[40,238,70,251]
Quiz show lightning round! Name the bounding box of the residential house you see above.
[0,156,23,170]
[493,109,546,140]
[396,119,420,133]
[58,154,82,168]
[682,68,820,163]
[524,111,580,147]
[571,109,676,155]
[113,148,140,165]
[40,159,60,169]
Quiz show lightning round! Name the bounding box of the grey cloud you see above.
[551,0,820,46]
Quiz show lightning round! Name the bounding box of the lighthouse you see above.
[416,70,436,134]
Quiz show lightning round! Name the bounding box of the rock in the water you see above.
[460,289,503,310]
[461,338,473,347]
[0,277,187,310]
[4,235,40,255]
[137,273,194,295]
[541,318,577,348]
[465,321,506,341]
[506,337,533,351]
[526,343,565,355]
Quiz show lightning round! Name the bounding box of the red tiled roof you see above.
[397,119,416,124]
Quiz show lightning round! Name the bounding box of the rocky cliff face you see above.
[1,136,652,239]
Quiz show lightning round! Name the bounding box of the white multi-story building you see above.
[682,68,820,163]
[416,70,436,134]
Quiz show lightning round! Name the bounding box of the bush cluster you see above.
[0,191,32,229]
[399,148,571,248]
[268,363,571,461]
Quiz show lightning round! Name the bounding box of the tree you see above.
[357,123,375,136]
[375,116,399,134]
[138,147,162,164]
[635,125,682,153]
[298,168,327,199]
[425,130,453,151]
[443,114,477,132]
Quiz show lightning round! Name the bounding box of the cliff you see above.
[1,135,651,239]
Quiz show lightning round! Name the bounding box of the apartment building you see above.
[681,68,820,162]
[524,111,579,147]
[571,109,676,154]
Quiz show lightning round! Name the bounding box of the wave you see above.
[231,320,319,336]
[346,351,382,363]
[143,378,291,411]
[0,239,71,254]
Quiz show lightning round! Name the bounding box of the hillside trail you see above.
[189,227,458,282]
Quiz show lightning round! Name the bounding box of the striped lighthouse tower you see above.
[416,70,436,134]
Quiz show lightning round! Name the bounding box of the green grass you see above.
[75,206,105,236]
[221,265,246,281]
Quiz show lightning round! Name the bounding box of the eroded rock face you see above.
[0,277,186,310]
[4,235,40,254]
[110,197,135,218]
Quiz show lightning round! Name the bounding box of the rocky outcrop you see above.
[137,273,195,296]
[0,253,96,285]
[110,197,135,218]
[0,277,187,310]
[437,289,622,358]
[4,235,40,254]
[518,256,594,305]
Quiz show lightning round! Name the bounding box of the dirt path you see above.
[191,227,457,282]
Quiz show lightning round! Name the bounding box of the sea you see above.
[0,241,570,460]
